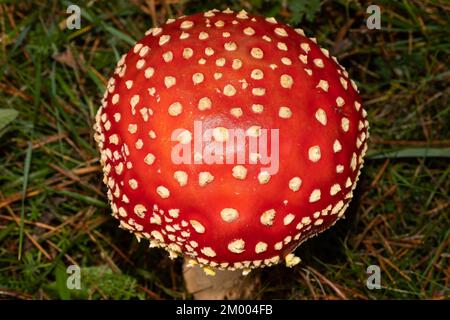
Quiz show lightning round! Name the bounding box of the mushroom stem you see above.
[182,258,258,300]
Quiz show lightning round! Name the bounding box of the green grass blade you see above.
[18,142,33,261]
[368,148,450,159]
[55,262,71,300]
[54,189,107,208]
[0,109,19,131]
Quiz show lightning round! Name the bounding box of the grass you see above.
[0,0,449,299]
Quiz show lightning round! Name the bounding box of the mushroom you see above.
[93,9,369,277]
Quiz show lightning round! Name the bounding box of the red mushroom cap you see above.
[94,9,369,274]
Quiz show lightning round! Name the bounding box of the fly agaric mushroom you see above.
[93,9,369,275]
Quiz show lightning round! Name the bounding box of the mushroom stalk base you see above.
[182,258,258,300]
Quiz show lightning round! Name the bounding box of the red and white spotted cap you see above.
[94,8,369,275]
